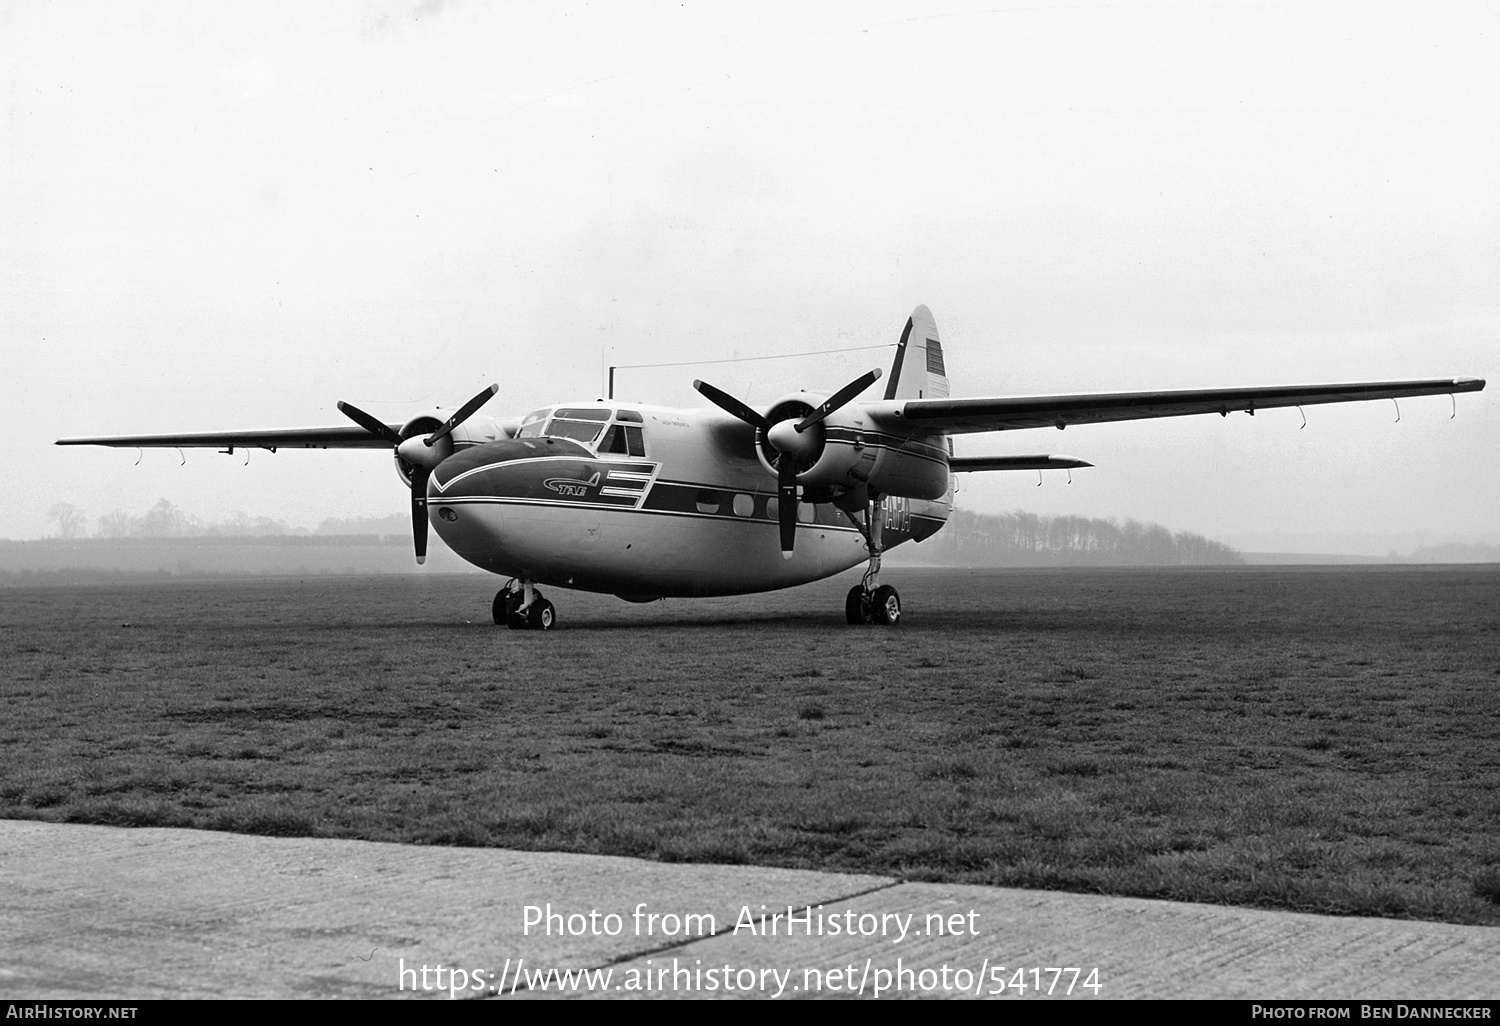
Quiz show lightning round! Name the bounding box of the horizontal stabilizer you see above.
[950,455,1093,472]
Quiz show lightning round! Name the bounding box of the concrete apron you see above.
[1,820,1495,1000]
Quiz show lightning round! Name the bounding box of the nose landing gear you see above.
[493,579,556,630]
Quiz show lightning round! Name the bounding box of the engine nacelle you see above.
[754,393,878,499]
[392,411,515,487]
[392,411,452,487]
[753,392,951,504]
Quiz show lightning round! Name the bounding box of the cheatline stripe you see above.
[429,495,874,532]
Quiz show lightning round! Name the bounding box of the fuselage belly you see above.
[435,498,872,597]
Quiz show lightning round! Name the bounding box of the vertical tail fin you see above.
[883,305,950,401]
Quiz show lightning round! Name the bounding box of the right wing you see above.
[866,378,1486,435]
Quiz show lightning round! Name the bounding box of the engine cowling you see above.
[754,393,875,497]
[391,413,453,487]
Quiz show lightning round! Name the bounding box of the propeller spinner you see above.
[693,368,881,557]
[338,383,499,564]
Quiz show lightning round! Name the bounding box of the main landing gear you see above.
[493,579,555,631]
[843,494,901,626]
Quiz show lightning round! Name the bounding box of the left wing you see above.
[866,378,1485,435]
[55,426,396,450]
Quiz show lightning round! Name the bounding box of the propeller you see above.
[693,368,881,557]
[338,383,500,565]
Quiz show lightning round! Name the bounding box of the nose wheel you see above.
[494,580,556,630]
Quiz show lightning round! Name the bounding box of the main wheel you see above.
[531,599,556,631]
[872,585,901,626]
[846,585,871,625]
[505,594,528,630]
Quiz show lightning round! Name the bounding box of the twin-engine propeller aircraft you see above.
[59,306,1484,630]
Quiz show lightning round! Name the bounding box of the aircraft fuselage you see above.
[427,403,951,599]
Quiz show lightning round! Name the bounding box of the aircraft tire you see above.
[505,597,528,630]
[872,585,901,626]
[492,591,510,626]
[845,585,870,625]
[533,599,556,631]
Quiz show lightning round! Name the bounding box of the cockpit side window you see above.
[597,423,647,457]
[599,425,629,454]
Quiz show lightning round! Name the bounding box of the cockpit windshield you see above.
[515,406,646,455]
[544,407,610,445]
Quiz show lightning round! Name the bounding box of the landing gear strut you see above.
[843,495,901,626]
[493,579,556,631]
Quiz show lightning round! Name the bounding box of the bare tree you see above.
[46,502,88,538]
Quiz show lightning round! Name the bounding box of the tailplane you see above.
[883,305,950,401]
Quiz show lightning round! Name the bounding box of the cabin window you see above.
[731,493,753,517]
[695,490,720,514]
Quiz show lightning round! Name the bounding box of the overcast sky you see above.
[5,1,1496,553]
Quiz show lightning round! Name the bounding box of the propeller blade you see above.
[337,401,402,445]
[425,384,500,446]
[410,466,430,565]
[796,368,882,432]
[693,379,770,430]
[777,456,798,556]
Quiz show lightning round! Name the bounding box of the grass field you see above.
[2,566,1498,926]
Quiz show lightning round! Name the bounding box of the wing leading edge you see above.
[55,426,397,450]
[868,378,1486,434]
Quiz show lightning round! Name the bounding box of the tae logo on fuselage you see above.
[544,471,601,497]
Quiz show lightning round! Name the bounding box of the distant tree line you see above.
[45,501,406,540]
[48,500,1242,566]
[49,500,303,539]
[916,509,1244,566]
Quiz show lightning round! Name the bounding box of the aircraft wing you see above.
[55,426,397,450]
[867,378,1486,435]
[949,455,1093,472]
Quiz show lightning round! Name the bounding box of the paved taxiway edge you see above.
[1,820,1496,1000]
